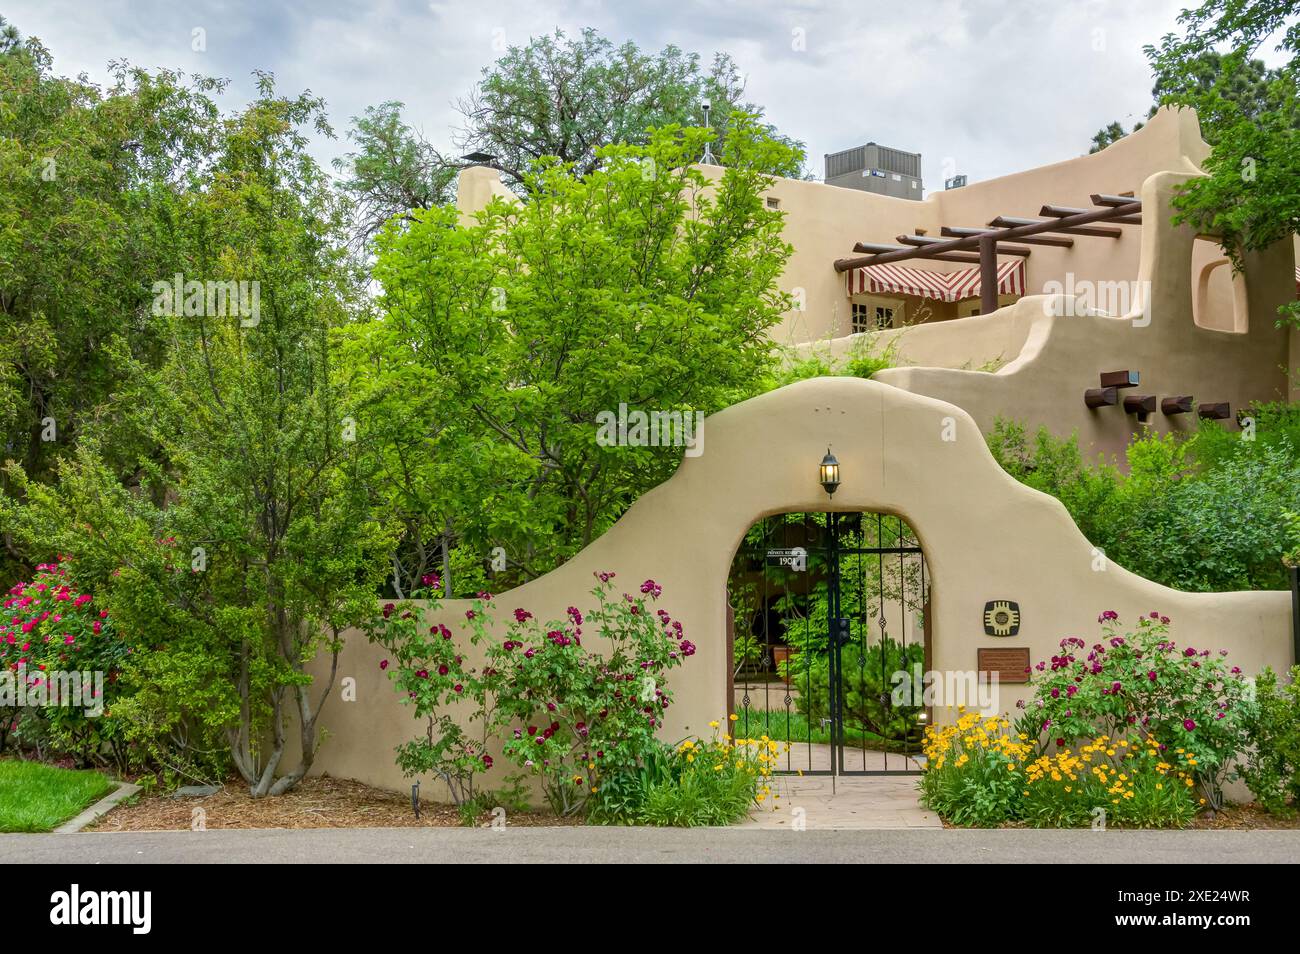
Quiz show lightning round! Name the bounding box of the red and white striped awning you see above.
[847,259,1026,303]
[1294,264,1299,298]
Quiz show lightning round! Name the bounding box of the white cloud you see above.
[5,0,1193,187]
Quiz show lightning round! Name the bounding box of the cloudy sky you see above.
[5,0,1203,191]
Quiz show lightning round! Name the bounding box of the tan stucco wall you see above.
[871,169,1294,462]
[762,107,1209,345]
[300,376,1293,796]
[454,165,516,223]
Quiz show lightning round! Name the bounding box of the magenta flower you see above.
[1183,719,1196,731]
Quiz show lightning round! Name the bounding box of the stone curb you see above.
[53,781,142,834]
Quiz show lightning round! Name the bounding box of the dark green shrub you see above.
[1240,666,1300,815]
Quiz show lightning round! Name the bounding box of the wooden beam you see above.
[1123,394,1157,415]
[941,226,1074,248]
[1198,402,1232,420]
[834,201,1140,271]
[897,234,1032,257]
[992,214,1125,238]
[851,242,986,264]
[1162,396,1194,415]
[1099,370,1140,389]
[980,233,998,316]
[1091,193,1141,209]
[1040,205,1141,225]
[1085,387,1118,408]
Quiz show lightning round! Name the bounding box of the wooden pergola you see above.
[834,193,1143,316]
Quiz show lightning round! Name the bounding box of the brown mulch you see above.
[1189,804,1300,830]
[87,775,579,831]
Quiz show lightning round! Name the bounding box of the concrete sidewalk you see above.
[3,827,1297,863]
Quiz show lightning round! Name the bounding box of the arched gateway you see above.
[303,376,1293,794]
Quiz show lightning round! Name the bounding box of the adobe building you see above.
[302,107,1298,795]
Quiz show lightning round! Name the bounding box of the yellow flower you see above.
[729,713,739,722]
[708,720,720,729]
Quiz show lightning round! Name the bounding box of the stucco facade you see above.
[301,377,1293,796]
[300,107,1298,799]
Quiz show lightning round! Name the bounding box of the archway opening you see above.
[726,511,931,776]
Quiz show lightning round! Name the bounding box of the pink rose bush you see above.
[1,559,126,765]
[1023,611,1252,808]
[367,571,692,818]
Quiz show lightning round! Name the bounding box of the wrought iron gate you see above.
[728,512,930,775]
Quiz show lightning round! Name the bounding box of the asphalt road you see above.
[2,826,1298,863]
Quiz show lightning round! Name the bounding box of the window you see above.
[765,197,781,209]
[851,302,871,334]
[852,301,900,333]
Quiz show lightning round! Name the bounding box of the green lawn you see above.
[0,760,115,833]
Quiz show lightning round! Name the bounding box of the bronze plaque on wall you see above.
[977,647,1031,684]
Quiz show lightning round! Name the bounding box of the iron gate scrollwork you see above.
[728,511,930,775]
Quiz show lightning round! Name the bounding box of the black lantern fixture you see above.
[819,448,840,497]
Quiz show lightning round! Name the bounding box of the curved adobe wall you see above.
[303,376,1292,795]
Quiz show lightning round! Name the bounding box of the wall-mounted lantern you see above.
[819,448,841,497]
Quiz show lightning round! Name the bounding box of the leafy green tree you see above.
[459,29,806,186]
[339,29,806,240]
[0,17,222,580]
[1089,120,1136,154]
[8,77,395,796]
[334,101,459,245]
[1147,1,1300,326]
[358,115,796,592]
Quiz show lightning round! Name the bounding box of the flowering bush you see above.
[1023,611,1252,809]
[1019,736,1199,828]
[589,717,785,826]
[918,710,1030,826]
[473,573,694,816]
[637,724,781,826]
[369,572,699,819]
[919,709,1200,828]
[363,573,493,813]
[0,560,126,766]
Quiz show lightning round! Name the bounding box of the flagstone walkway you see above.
[740,744,941,830]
